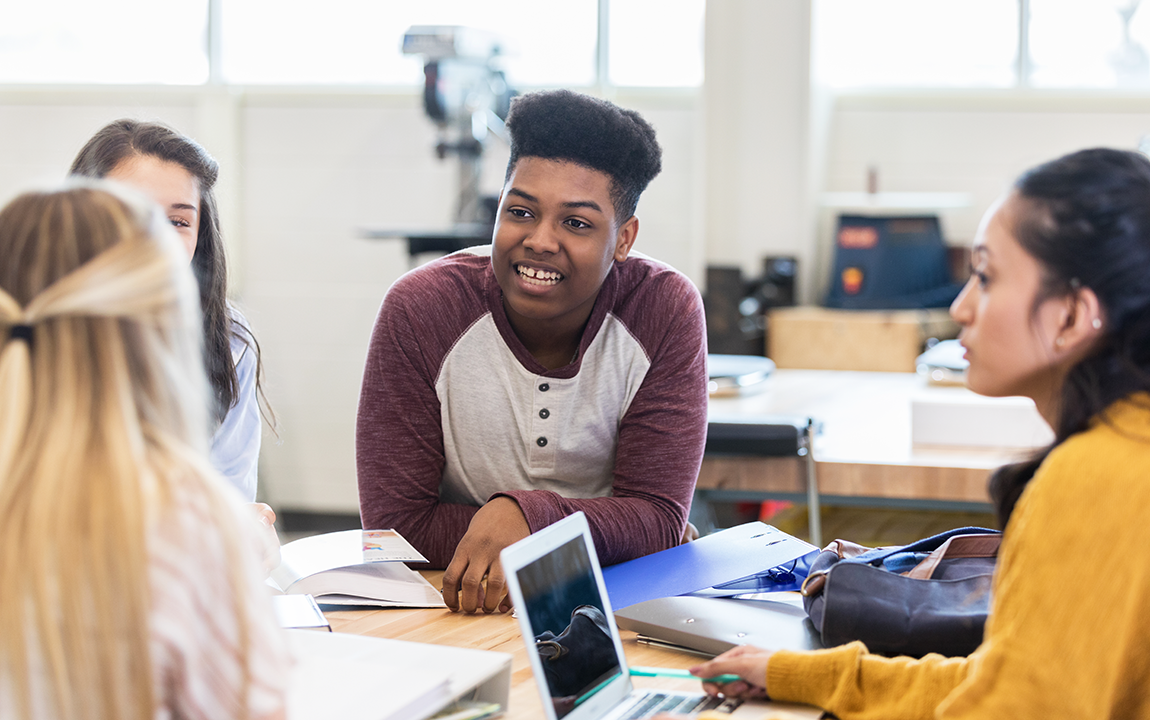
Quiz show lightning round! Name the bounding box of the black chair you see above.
[694,416,822,547]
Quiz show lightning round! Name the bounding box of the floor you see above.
[277,510,361,544]
[278,504,998,549]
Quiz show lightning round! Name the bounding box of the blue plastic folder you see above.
[602,522,818,610]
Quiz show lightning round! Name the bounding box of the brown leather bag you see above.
[800,527,1001,657]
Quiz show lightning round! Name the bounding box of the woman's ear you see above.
[1055,286,1105,357]
[614,216,639,262]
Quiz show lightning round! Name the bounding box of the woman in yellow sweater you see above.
[683,148,1150,719]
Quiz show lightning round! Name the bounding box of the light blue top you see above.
[209,330,261,501]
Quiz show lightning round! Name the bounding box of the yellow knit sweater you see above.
[766,396,1150,719]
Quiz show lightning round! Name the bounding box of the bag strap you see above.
[848,527,1000,566]
[800,528,1002,598]
[904,533,1002,580]
[827,538,872,560]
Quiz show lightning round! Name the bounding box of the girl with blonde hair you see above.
[0,182,287,719]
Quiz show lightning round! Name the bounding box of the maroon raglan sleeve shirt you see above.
[356,247,707,568]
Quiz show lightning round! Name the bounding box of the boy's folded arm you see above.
[493,490,690,566]
[355,287,480,569]
[604,275,709,563]
[357,392,481,568]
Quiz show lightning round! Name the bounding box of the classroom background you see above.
[3,0,1148,537]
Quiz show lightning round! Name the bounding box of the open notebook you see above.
[501,513,819,720]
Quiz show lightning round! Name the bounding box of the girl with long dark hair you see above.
[71,119,273,502]
[673,148,1150,719]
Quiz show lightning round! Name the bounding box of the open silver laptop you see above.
[502,512,798,720]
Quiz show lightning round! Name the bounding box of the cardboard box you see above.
[766,306,958,372]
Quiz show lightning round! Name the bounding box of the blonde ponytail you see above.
[0,183,254,720]
[0,289,32,483]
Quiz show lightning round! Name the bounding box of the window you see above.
[816,0,1150,90]
[0,0,703,89]
[608,0,705,87]
[815,0,1017,89]
[0,0,208,84]
[221,0,599,87]
[1028,0,1150,88]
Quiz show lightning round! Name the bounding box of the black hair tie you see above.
[8,324,33,345]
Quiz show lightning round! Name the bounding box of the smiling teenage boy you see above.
[356,89,708,613]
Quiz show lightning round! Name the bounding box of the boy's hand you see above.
[442,496,530,613]
[681,521,700,544]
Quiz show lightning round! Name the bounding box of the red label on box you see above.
[839,226,879,249]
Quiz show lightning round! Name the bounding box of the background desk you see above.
[700,370,1031,525]
[326,571,821,720]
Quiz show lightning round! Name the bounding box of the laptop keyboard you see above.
[619,692,725,719]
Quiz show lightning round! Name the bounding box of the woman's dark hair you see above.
[990,147,1150,526]
[69,119,272,428]
[503,89,662,224]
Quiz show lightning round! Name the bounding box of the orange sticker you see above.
[842,267,864,295]
[839,226,879,249]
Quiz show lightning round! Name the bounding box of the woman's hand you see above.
[691,645,775,700]
[248,502,281,576]
[250,502,276,527]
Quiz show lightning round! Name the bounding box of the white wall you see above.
[824,92,1150,245]
[703,1,818,295]
[0,91,198,203]
[239,95,430,512]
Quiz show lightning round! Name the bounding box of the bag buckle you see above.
[800,571,826,597]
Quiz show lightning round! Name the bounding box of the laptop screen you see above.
[515,535,622,718]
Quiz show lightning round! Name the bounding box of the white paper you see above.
[271,529,445,608]
[362,529,427,563]
[271,594,330,630]
[286,631,450,720]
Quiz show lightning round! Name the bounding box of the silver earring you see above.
[1092,318,1102,330]
[1055,336,1065,347]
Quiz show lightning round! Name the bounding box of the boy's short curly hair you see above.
[504,90,662,224]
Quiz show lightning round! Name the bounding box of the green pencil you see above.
[629,666,742,684]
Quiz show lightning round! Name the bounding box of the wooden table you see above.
[701,369,1034,510]
[326,571,821,720]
